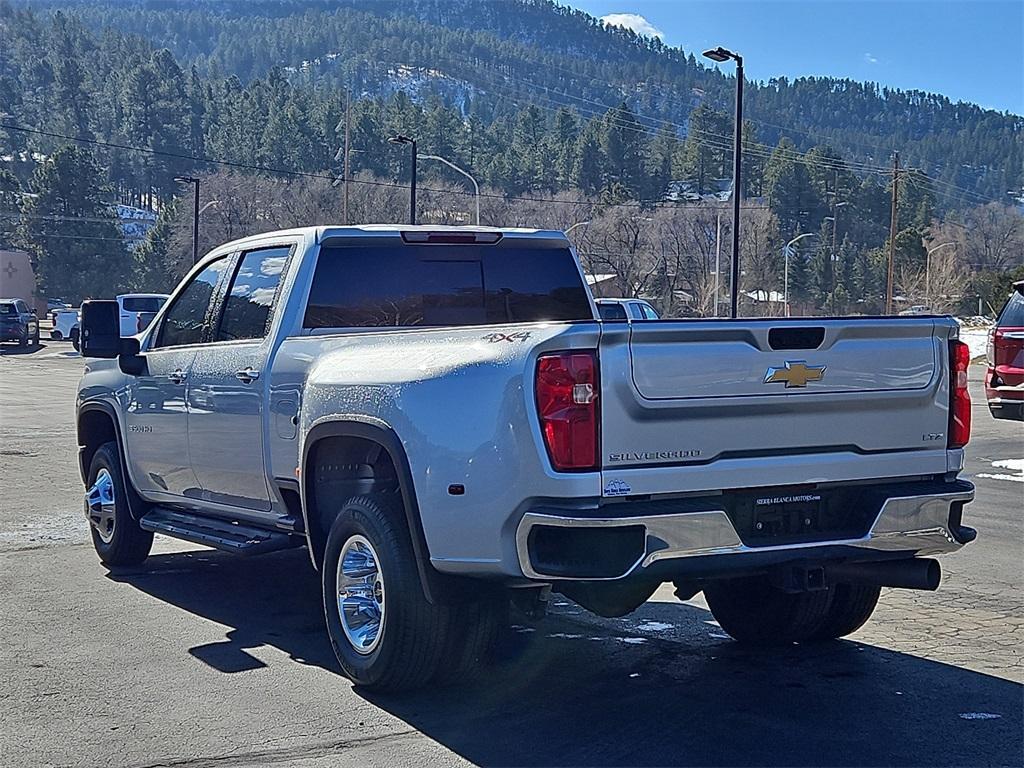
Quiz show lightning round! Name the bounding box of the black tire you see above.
[71,328,80,351]
[808,583,880,641]
[703,575,833,645]
[433,597,507,684]
[86,442,154,566]
[51,331,63,341]
[322,494,451,691]
[17,331,27,347]
[31,331,39,346]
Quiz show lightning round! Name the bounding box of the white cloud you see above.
[864,52,878,64]
[600,13,665,40]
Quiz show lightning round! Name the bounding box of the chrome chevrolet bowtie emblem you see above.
[764,361,826,388]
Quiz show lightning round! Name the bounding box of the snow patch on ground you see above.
[635,621,674,632]
[0,511,88,550]
[977,458,1024,483]
[958,326,991,362]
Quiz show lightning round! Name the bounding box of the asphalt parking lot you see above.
[1,340,1021,768]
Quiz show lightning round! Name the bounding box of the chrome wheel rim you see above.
[86,468,116,544]
[336,535,385,655]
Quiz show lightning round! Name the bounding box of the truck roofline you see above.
[201,224,569,258]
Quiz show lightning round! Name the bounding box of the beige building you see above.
[0,250,42,311]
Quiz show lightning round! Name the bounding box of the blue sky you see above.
[567,1,1023,114]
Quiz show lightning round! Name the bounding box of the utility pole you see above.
[831,170,839,315]
[714,214,721,317]
[886,152,900,314]
[343,88,351,225]
[174,176,200,265]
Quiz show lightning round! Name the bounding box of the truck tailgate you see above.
[598,318,956,496]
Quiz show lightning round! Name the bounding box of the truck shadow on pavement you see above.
[110,547,1023,768]
[0,341,45,355]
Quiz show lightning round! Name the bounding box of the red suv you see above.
[985,280,1024,420]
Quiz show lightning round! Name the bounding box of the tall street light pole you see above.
[418,154,480,225]
[174,176,200,265]
[703,46,743,318]
[388,135,417,225]
[564,220,591,236]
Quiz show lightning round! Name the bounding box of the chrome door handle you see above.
[235,367,260,383]
[167,369,187,385]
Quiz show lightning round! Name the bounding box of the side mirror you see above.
[81,300,121,358]
[118,337,147,376]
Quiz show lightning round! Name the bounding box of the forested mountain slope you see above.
[15,0,1023,209]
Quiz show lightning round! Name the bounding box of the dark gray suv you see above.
[0,298,40,347]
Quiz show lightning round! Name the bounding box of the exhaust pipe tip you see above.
[920,558,941,591]
[828,558,942,591]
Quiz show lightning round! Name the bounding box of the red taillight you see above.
[948,339,971,449]
[536,351,599,471]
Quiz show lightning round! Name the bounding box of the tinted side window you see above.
[597,303,628,321]
[155,257,231,348]
[304,244,591,328]
[998,291,1024,327]
[0,303,15,315]
[217,246,290,341]
[640,304,659,320]
[122,297,164,313]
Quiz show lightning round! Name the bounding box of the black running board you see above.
[140,508,296,555]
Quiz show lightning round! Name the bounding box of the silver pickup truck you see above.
[77,225,976,690]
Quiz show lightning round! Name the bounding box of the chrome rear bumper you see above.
[516,484,975,581]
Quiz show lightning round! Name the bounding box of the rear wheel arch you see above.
[302,419,445,602]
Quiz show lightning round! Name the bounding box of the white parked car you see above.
[898,305,932,316]
[595,297,660,321]
[117,294,169,336]
[51,307,81,342]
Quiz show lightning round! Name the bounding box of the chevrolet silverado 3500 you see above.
[76,225,976,690]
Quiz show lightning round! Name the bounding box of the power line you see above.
[0,120,757,212]
[0,210,137,224]
[449,61,897,176]
[18,231,133,242]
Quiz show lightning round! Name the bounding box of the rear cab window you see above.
[304,241,592,328]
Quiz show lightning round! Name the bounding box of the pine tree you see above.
[0,169,22,250]
[681,103,731,195]
[601,102,645,198]
[645,124,678,202]
[764,138,824,238]
[21,146,129,302]
[573,122,604,195]
[549,107,580,189]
